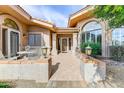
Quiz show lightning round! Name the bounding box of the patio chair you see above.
[28,47,41,60]
[25,45,31,51]
[24,45,36,59]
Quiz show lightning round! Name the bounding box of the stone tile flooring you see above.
[50,53,83,81]
[46,53,87,88]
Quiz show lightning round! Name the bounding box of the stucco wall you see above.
[0,14,52,57]
[80,62,106,83]
[0,63,49,82]
[0,25,2,51]
[21,23,28,49]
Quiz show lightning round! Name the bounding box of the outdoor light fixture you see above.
[41,46,48,58]
[23,33,27,37]
[85,45,92,56]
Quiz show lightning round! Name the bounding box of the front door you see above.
[61,38,68,52]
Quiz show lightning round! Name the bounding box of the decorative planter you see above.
[84,63,98,83]
[80,53,106,83]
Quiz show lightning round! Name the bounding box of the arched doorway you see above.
[80,21,102,55]
[2,18,20,58]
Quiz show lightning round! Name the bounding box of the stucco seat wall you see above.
[0,58,52,83]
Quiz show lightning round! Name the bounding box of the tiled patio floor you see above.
[50,53,83,81]
[46,53,87,88]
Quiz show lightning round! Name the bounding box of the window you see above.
[28,34,41,46]
[81,21,102,56]
[112,27,124,46]
[110,27,124,62]
[3,18,19,30]
[81,21,102,44]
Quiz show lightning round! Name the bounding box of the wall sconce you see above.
[23,33,27,37]
[85,45,92,56]
[41,46,48,58]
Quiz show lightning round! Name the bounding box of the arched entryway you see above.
[1,18,20,58]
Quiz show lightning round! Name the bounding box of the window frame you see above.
[112,27,124,46]
[28,33,42,46]
[81,21,102,44]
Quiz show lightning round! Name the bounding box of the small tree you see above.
[94,5,124,28]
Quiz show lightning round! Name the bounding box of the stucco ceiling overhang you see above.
[68,6,95,27]
[0,5,55,32]
[55,27,79,34]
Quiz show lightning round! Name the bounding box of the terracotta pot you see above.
[93,61,98,64]
[80,54,83,59]
[88,59,93,63]
[83,58,89,63]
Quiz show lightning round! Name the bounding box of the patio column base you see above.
[72,33,78,55]
[51,50,57,56]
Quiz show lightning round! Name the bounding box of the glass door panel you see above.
[62,38,67,52]
[10,31,19,57]
[69,38,72,50]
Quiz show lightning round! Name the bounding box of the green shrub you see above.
[0,82,11,88]
[80,42,101,56]
[109,46,124,62]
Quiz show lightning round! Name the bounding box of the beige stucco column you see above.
[77,31,82,50]
[73,33,78,54]
[102,29,111,57]
[51,33,57,56]
[101,21,109,57]
[0,25,1,51]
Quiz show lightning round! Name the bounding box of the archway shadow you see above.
[50,62,60,77]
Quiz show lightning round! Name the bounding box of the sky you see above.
[21,5,84,27]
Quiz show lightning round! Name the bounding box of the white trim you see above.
[60,37,71,53]
[0,25,3,51]
[31,19,53,28]
[28,31,43,47]
[70,6,94,20]
[1,26,20,58]
[8,28,20,58]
